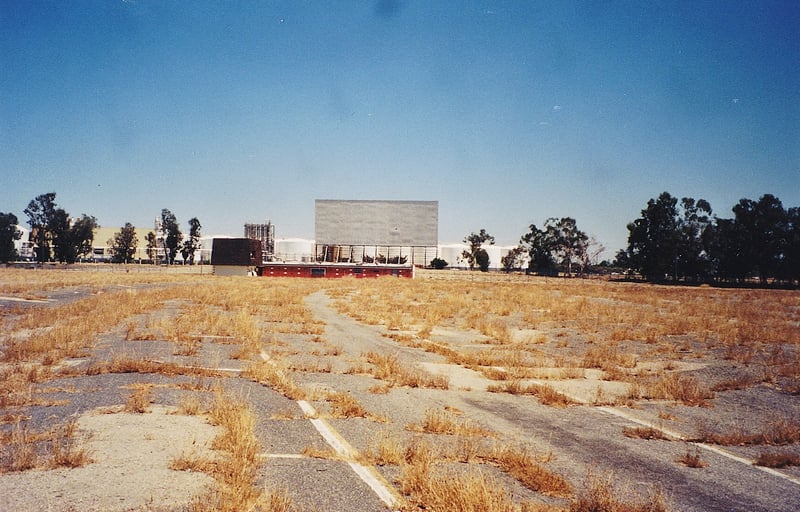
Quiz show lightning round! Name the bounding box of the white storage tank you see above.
[483,245,503,270]
[275,238,315,262]
[439,244,468,268]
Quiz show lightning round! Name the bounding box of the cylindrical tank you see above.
[439,244,467,268]
[484,245,503,270]
[275,238,314,262]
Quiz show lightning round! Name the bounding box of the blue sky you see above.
[2,1,798,257]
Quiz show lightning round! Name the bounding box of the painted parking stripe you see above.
[260,351,401,509]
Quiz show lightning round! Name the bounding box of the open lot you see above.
[1,266,799,511]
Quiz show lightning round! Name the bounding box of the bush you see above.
[430,257,448,269]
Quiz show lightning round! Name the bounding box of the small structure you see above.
[211,238,261,276]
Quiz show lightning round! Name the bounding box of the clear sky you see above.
[2,1,798,257]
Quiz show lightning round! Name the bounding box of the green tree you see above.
[160,209,182,264]
[462,229,495,270]
[475,248,490,272]
[69,214,98,262]
[676,198,713,282]
[626,192,682,281]
[551,217,588,276]
[180,217,201,265]
[109,223,138,263]
[783,207,800,285]
[0,212,22,263]
[145,231,158,263]
[24,192,58,263]
[429,257,448,269]
[521,222,559,275]
[501,246,526,272]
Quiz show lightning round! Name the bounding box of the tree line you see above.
[447,218,603,276]
[618,192,800,285]
[443,191,799,287]
[0,192,202,265]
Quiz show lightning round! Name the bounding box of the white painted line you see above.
[261,453,307,459]
[0,296,52,303]
[597,406,800,486]
[517,380,800,487]
[260,352,402,509]
[297,400,401,509]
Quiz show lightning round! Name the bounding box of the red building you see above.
[256,263,413,278]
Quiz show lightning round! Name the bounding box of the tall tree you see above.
[501,246,526,272]
[783,207,800,285]
[0,212,22,263]
[551,217,588,276]
[49,212,98,264]
[109,223,138,263]
[732,194,787,283]
[462,229,495,270]
[521,222,559,274]
[145,231,158,263]
[180,217,201,265]
[24,192,58,263]
[676,198,713,282]
[160,209,182,264]
[69,214,98,262]
[626,192,681,281]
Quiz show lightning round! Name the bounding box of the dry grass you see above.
[367,431,406,466]
[622,426,670,441]
[182,389,273,512]
[0,418,91,473]
[488,380,577,407]
[123,383,153,413]
[406,408,494,437]
[326,391,367,418]
[676,446,708,468]
[754,450,800,468]
[242,360,307,400]
[486,444,572,498]
[642,373,714,406]
[362,351,449,389]
[86,356,223,378]
[696,417,800,446]
[570,472,670,512]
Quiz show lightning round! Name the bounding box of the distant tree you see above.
[521,222,559,275]
[551,217,588,276]
[732,194,787,283]
[430,257,448,269]
[49,212,97,264]
[475,248,490,272]
[69,214,98,262]
[109,223,138,263]
[0,212,21,263]
[23,193,97,264]
[160,209,182,264]
[180,217,201,265]
[581,236,606,275]
[145,231,158,262]
[520,218,589,276]
[462,229,495,270]
[783,207,800,285]
[626,192,682,281]
[24,192,58,263]
[501,246,526,272]
[676,198,714,282]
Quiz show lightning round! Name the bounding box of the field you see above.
[0,266,798,511]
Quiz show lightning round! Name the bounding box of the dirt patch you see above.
[0,405,217,512]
